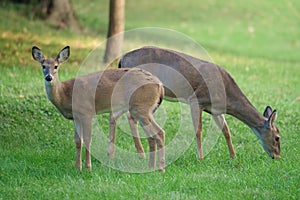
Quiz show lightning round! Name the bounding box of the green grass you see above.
[74,0,300,62]
[1,1,300,199]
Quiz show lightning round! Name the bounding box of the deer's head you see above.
[256,106,280,159]
[32,46,70,82]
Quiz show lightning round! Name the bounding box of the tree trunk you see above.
[103,0,125,65]
[40,0,81,32]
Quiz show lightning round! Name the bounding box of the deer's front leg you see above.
[213,115,236,158]
[189,98,203,160]
[74,116,92,171]
[74,120,82,170]
[83,116,92,171]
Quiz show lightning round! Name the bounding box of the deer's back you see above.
[120,46,234,104]
[71,68,163,115]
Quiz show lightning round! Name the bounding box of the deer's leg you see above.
[138,117,157,171]
[74,120,82,170]
[139,116,165,172]
[189,98,203,160]
[150,120,165,172]
[213,115,236,158]
[148,137,157,171]
[127,113,146,159]
[75,116,93,171]
[108,111,125,159]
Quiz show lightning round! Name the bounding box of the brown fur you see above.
[119,46,280,159]
[32,46,166,171]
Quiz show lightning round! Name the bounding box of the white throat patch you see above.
[45,81,53,100]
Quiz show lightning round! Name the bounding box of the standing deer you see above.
[118,46,280,160]
[32,46,165,171]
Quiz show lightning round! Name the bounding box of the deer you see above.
[32,46,165,172]
[117,46,280,160]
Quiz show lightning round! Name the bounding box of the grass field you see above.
[0,1,299,199]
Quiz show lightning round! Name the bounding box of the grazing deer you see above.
[32,46,165,171]
[118,46,280,160]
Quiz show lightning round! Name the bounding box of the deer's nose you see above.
[45,75,53,82]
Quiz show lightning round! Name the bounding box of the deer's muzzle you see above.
[45,75,53,82]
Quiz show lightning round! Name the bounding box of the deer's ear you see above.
[263,106,273,118]
[56,46,70,63]
[269,110,277,125]
[266,110,277,128]
[32,46,44,63]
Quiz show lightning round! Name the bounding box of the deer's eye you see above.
[275,136,280,142]
[54,65,58,69]
[42,65,46,69]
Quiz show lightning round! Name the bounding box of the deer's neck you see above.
[45,79,63,105]
[45,77,68,114]
[45,77,74,119]
[227,88,266,132]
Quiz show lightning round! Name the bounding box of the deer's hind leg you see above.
[127,113,146,159]
[139,115,165,172]
[107,110,146,159]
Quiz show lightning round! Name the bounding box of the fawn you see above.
[32,46,165,171]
